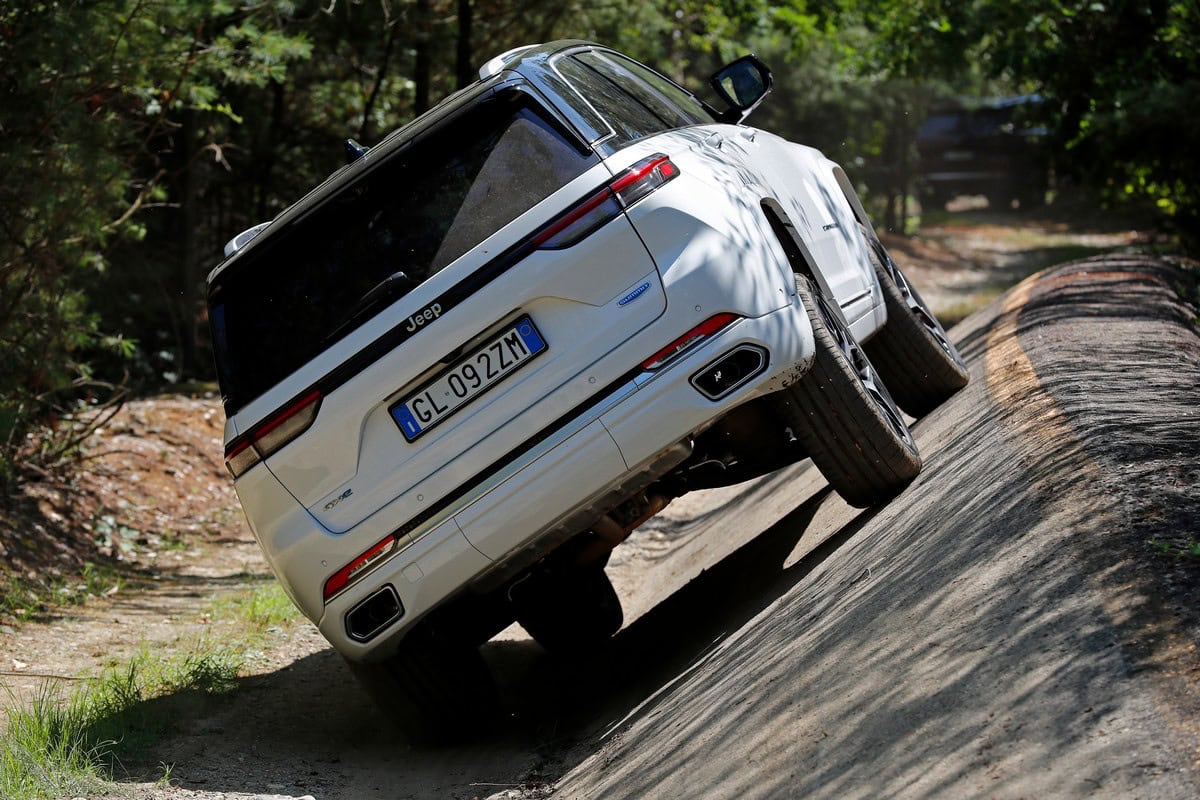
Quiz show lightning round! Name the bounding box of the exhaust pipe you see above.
[345,585,403,642]
[690,345,768,400]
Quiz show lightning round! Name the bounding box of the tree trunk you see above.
[897,102,912,235]
[178,108,200,379]
[414,0,431,114]
[456,0,473,89]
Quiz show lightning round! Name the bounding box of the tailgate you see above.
[268,211,665,532]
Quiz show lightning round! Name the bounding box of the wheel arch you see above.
[830,166,877,242]
[759,197,843,323]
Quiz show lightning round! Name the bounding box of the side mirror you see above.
[709,55,773,123]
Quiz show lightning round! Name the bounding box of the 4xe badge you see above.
[324,487,353,511]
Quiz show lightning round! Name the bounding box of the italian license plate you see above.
[390,315,547,442]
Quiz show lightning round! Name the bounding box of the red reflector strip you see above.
[641,313,740,371]
[324,534,398,601]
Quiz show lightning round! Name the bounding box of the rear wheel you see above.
[345,625,499,743]
[510,564,623,656]
[860,231,969,417]
[774,276,921,508]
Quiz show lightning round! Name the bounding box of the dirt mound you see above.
[1,393,250,618]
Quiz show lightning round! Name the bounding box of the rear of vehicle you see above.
[207,59,817,670]
[208,42,969,738]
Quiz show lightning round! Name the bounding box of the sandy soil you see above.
[0,207,1193,800]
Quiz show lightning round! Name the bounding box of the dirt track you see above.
[3,247,1199,798]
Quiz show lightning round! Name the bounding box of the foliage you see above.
[0,563,124,622]
[0,645,242,799]
[0,0,311,490]
[211,580,299,633]
[0,573,312,797]
[857,0,1200,244]
[0,0,1195,492]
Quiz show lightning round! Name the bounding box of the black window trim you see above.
[211,81,599,416]
[546,50,618,147]
[544,46,722,156]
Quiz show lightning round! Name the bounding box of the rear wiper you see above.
[324,270,418,345]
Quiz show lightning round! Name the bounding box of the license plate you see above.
[390,316,547,442]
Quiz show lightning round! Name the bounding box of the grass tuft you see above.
[0,684,113,800]
[1,563,123,622]
[211,581,298,633]
[0,581,296,798]
[0,645,243,800]
[1149,537,1200,561]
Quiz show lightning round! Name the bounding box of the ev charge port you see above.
[345,585,403,642]
[690,345,769,400]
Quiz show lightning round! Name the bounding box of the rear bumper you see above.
[313,292,817,660]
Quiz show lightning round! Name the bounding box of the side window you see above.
[554,56,670,143]
[575,52,710,130]
[600,53,713,126]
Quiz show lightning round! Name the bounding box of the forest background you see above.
[1,0,1196,489]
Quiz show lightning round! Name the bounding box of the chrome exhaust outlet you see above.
[690,345,769,400]
[345,585,403,642]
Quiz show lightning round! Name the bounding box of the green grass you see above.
[0,685,113,800]
[935,287,1008,328]
[0,580,300,799]
[210,581,298,634]
[1,563,124,622]
[1,646,242,800]
[1149,538,1200,561]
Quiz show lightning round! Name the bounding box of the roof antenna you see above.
[344,138,370,164]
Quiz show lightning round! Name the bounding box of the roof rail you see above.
[478,44,540,80]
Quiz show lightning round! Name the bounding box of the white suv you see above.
[207,41,967,733]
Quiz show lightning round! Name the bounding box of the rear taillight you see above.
[533,153,678,250]
[324,533,398,602]
[223,389,322,478]
[641,313,741,371]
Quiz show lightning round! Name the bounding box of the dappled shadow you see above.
[92,258,1199,798]
[548,257,1200,798]
[99,479,861,795]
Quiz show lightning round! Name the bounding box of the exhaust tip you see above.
[345,585,403,642]
[690,345,768,400]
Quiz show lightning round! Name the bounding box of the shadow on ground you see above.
[93,256,1199,799]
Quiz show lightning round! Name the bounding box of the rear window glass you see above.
[209,88,599,413]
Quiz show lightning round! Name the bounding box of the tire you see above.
[510,564,623,656]
[344,626,499,744]
[860,231,969,417]
[775,276,921,508]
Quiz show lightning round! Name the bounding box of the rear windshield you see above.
[209,88,599,413]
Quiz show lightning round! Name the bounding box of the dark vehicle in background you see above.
[916,95,1048,211]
